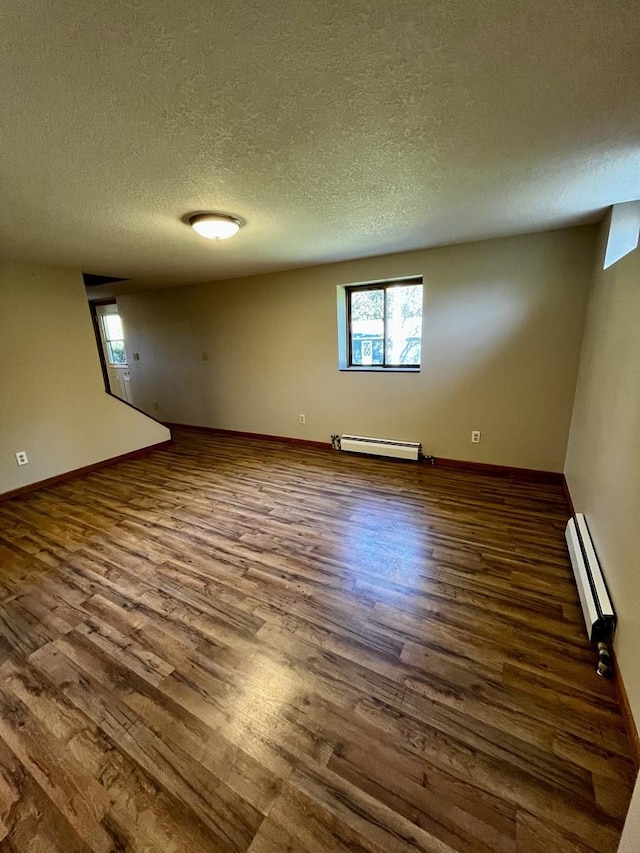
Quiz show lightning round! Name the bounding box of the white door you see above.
[95,303,133,404]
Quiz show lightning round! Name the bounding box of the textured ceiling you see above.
[1,0,639,291]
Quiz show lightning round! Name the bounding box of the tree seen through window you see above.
[348,281,422,368]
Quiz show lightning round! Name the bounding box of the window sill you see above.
[339,367,420,373]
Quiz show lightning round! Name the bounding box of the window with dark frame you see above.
[346,279,423,369]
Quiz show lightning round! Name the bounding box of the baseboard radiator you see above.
[335,434,422,461]
[565,513,616,677]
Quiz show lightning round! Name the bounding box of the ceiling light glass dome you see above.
[188,213,242,240]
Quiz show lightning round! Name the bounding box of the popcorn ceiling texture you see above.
[0,0,638,289]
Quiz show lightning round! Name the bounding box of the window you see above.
[340,278,423,369]
[101,312,127,365]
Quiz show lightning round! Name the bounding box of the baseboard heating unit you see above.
[565,513,616,676]
[337,434,422,462]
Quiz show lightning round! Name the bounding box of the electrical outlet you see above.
[471,430,481,444]
[299,414,306,424]
[132,352,140,361]
[202,351,209,361]
[15,451,28,466]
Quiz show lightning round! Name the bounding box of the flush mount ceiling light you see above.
[187,212,243,240]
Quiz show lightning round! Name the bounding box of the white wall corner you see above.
[603,201,640,270]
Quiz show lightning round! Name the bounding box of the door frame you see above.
[89,297,116,394]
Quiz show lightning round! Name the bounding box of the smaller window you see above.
[101,313,127,365]
[341,278,423,370]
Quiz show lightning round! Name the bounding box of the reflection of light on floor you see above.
[230,655,299,743]
[338,498,429,603]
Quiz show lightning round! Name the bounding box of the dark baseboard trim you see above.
[163,422,331,451]
[0,439,173,502]
[169,421,564,476]
[165,424,564,481]
[435,456,563,484]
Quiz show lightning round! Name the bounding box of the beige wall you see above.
[619,776,640,853]
[117,290,210,426]
[0,263,170,494]
[120,227,594,471]
[564,221,640,725]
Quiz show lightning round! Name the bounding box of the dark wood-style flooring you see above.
[0,428,635,852]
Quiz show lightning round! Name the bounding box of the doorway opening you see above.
[90,299,133,404]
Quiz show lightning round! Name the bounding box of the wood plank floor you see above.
[0,428,635,852]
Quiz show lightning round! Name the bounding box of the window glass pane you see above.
[103,314,123,341]
[350,289,384,365]
[385,284,423,366]
[107,340,127,365]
